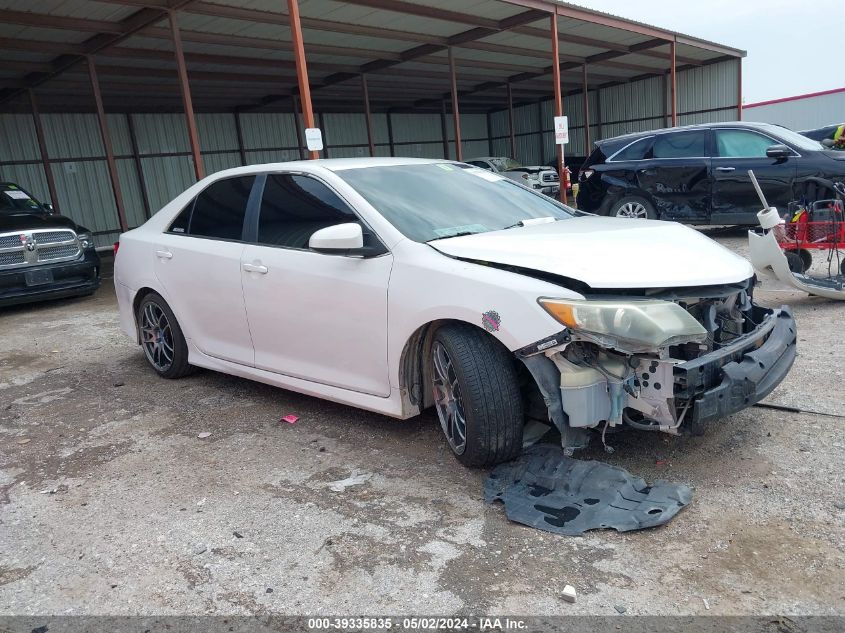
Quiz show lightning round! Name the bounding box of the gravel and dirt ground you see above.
[1,230,843,616]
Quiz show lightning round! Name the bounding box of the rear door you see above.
[153,175,257,366]
[711,128,797,223]
[634,129,711,222]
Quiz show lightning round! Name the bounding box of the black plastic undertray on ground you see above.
[485,444,693,536]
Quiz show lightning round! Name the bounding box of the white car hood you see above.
[430,216,754,289]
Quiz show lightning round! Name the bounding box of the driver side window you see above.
[716,130,779,158]
[256,174,359,249]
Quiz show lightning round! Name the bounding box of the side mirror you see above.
[766,144,792,159]
[821,138,835,148]
[43,203,54,212]
[309,222,365,255]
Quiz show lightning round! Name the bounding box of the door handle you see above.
[155,250,173,259]
[242,262,268,274]
[715,166,736,172]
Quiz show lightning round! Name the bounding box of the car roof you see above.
[799,123,844,134]
[317,157,454,171]
[200,157,459,180]
[595,121,785,147]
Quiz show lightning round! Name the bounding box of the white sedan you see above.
[114,158,796,466]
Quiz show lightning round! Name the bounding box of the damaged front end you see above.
[518,279,797,453]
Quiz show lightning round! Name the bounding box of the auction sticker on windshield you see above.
[466,168,505,182]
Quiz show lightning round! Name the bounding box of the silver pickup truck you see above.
[466,156,560,197]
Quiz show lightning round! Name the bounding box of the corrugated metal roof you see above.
[0,0,135,22]
[0,0,743,115]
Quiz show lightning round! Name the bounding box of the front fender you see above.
[387,241,582,388]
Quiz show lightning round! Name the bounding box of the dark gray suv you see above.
[576,121,845,224]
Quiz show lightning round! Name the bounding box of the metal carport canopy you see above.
[0,0,744,115]
[0,0,745,225]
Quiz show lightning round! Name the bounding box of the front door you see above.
[153,175,257,366]
[711,128,797,223]
[240,172,393,397]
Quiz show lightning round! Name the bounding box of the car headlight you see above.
[538,298,707,348]
[78,233,95,250]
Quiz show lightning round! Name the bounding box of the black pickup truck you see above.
[0,182,100,307]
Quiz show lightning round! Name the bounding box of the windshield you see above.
[336,163,574,242]
[489,157,522,171]
[0,184,45,213]
[765,124,825,152]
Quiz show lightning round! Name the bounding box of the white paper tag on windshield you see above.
[5,190,31,200]
[466,168,504,182]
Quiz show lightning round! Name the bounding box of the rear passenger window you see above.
[715,130,778,158]
[168,203,192,234]
[188,176,255,241]
[611,138,653,161]
[257,174,357,249]
[652,131,706,159]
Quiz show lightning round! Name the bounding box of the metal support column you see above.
[440,100,449,159]
[292,95,305,159]
[669,39,678,127]
[126,113,151,220]
[551,12,567,204]
[318,111,328,158]
[28,89,60,214]
[169,10,204,180]
[596,89,603,139]
[386,110,395,157]
[233,110,247,166]
[581,64,590,152]
[486,111,494,155]
[361,74,375,157]
[507,82,516,158]
[88,57,128,234]
[288,0,318,159]
[448,46,462,162]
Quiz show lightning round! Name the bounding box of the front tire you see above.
[137,292,193,379]
[430,324,523,467]
[609,195,657,219]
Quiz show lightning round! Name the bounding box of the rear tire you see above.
[136,292,194,379]
[609,195,657,220]
[430,323,523,467]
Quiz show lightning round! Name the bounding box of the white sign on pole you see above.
[554,116,569,145]
[305,128,324,152]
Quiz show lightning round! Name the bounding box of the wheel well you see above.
[131,287,159,343]
[398,319,520,411]
[612,190,654,207]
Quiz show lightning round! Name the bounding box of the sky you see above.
[568,0,840,104]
